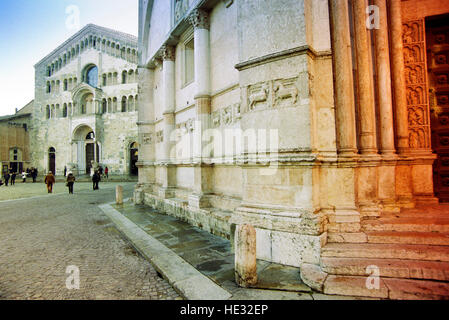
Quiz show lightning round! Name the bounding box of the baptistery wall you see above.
[136,0,334,268]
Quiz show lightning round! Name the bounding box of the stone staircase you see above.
[311,205,449,299]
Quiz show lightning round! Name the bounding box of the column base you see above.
[414,195,439,206]
[158,187,175,199]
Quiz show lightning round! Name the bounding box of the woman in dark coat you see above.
[66,172,76,194]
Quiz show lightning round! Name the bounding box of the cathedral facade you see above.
[32,24,140,176]
[136,0,449,298]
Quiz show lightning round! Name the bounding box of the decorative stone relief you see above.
[245,78,299,113]
[273,79,299,107]
[189,9,209,30]
[211,103,241,128]
[160,45,175,61]
[142,133,153,145]
[248,83,270,111]
[403,19,431,150]
[176,118,195,137]
[174,0,189,22]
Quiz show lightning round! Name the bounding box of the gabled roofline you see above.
[35,24,138,68]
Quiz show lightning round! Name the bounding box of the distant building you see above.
[31,24,139,176]
[0,101,33,178]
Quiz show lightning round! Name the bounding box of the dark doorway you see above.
[427,14,449,201]
[49,147,56,174]
[130,142,138,176]
[85,143,99,174]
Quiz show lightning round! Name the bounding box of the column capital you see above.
[160,45,175,61]
[189,9,209,30]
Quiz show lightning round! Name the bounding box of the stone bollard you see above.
[235,224,257,287]
[116,185,123,205]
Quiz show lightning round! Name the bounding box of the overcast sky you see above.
[0,0,138,116]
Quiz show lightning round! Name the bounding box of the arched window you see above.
[85,65,98,87]
[122,70,127,84]
[102,74,107,86]
[102,99,107,114]
[64,79,68,91]
[47,82,51,93]
[121,96,127,112]
[63,104,68,118]
[128,96,134,112]
[46,105,50,119]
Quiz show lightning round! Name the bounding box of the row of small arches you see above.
[45,95,138,119]
[46,68,139,94]
[46,35,137,77]
[46,78,78,94]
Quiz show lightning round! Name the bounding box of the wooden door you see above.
[427,15,449,201]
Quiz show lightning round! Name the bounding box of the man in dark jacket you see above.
[92,171,101,190]
[4,172,10,186]
[10,172,16,186]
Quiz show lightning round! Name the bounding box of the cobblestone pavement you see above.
[0,183,181,300]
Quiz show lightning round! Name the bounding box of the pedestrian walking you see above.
[64,166,67,177]
[4,172,10,186]
[92,170,101,190]
[44,171,56,193]
[10,172,16,186]
[32,168,37,183]
[104,166,109,180]
[66,172,76,194]
[22,171,27,183]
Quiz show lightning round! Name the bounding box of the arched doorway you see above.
[130,142,139,176]
[85,131,99,174]
[48,147,56,174]
[72,125,99,175]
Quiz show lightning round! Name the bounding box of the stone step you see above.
[321,257,449,281]
[323,275,449,300]
[363,217,449,232]
[322,243,449,262]
[366,231,449,246]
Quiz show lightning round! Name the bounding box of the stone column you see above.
[329,0,357,157]
[188,9,212,208]
[374,0,398,211]
[135,66,156,204]
[374,0,396,156]
[160,45,177,199]
[353,0,380,217]
[353,0,377,155]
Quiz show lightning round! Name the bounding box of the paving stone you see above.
[0,183,180,300]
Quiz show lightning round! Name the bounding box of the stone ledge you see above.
[98,203,233,300]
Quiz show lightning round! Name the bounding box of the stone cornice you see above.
[35,24,138,67]
[235,46,332,71]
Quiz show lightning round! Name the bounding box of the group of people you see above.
[0,167,38,186]
[2,166,110,194]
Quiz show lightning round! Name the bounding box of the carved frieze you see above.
[403,19,431,150]
[211,104,241,128]
[142,133,153,145]
[175,0,189,22]
[176,118,195,137]
[244,78,299,113]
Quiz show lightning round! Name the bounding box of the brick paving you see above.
[0,183,181,300]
